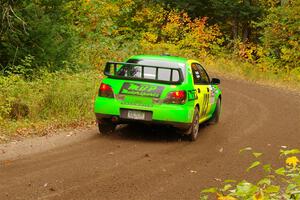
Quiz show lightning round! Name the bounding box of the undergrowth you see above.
[0,70,99,142]
[200,148,300,200]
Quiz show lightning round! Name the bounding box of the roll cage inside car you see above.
[104,61,185,85]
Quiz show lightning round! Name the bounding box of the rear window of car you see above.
[119,59,186,81]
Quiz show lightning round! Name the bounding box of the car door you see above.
[191,63,210,121]
[196,64,212,119]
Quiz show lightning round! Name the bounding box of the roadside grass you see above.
[204,57,300,91]
[0,70,100,142]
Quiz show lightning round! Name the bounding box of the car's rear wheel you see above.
[209,98,221,124]
[187,107,200,141]
[97,119,116,135]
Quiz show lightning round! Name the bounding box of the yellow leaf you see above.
[253,191,264,200]
[286,156,299,168]
[217,193,237,200]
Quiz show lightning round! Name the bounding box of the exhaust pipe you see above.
[111,116,119,122]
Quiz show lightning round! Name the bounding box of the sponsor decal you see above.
[120,82,164,98]
[201,93,210,117]
[209,86,216,104]
[188,90,197,101]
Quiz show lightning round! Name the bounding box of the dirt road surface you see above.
[0,77,300,200]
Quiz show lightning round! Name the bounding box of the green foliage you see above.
[0,0,77,75]
[200,148,300,200]
[257,1,300,71]
[158,0,263,41]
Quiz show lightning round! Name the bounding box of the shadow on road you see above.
[100,123,211,143]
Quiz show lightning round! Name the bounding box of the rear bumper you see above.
[95,113,191,129]
[94,97,194,129]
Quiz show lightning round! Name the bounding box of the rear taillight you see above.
[99,83,114,98]
[164,90,186,104]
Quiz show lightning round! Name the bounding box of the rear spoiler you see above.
[104,61,184,85]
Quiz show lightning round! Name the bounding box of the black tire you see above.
[187,107,200,141]
[98,119,116,135]
[209,98,221,125]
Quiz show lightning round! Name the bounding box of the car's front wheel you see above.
[187,107,200,141]
[97,119,116,135]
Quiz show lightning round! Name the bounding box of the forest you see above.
[0,0,299,137]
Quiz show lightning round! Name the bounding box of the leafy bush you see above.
[200,148,300,200]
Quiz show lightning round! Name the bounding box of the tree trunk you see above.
[232,18,238,40]
[242,22,251,42]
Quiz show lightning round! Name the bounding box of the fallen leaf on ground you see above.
[2,160,12,166]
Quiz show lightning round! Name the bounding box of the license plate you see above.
[127,110,145,120]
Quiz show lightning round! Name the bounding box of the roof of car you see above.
[128,55,188,64]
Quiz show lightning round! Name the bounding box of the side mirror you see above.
[211,78,220,85]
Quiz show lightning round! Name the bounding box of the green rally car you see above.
[94,55,222,141]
